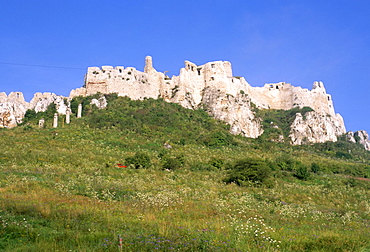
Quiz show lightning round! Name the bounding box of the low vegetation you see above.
[1,95,370,251]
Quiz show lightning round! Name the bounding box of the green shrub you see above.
[200,131,235,147]
[275,154,297,171]
[208,157,224,169]
[294,164,310,180]
[256,107,314,141]
[224,158,271,186]
[125,152,151,169]
[335,151,352,159]
[311,162,321,174]
[162,156,184,170]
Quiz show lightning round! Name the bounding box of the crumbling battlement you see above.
[73,56,337,117]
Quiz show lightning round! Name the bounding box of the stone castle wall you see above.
[1,56,356,148]
[68,56,347,142]
[74,56,336,116]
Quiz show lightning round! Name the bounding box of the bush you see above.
[335,151,352,159]
[275,154,297,171]
[162,156,184,170]
[294,164,310,180]
[208,157,224,169]
[311,162,321,174]
[223,158,271,186]
[199,131,235,147]
[125,152,151,169]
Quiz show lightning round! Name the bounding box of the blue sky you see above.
[1,1,369,133]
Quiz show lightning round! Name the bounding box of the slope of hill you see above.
[0,95,369,251]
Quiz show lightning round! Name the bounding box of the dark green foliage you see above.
[311,162,321,174]
[345,178,359,187]
[23,109,37,121]
[125,152,151,169]
[22,125,33,131]
[199,131,235,147]
[335,151,352,159]
[310,137,370,161]
[365,167,370,178]
[256,107,314,142]
[294,164,310,180]
[21,103,59,126]
[86,97,236,147]
[162,156,184,170]
[275,154,298,171]
[208,157,224,169]
[224,158,271,186]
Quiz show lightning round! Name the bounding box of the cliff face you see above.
[0,92,67,128]
[346,131,370,151]
[1,56,367,150]
[289,112,346,145]
[0,92,29,128]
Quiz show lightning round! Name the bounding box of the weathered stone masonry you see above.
[1,56,369,150]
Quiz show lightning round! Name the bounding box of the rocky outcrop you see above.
[345,131,357,143]
[346,131,370,151]
[289,111,346,145]
[30,92,68,114]
[354,131,370,151]
[0,92,68,128]
[90,96,107,109]
[201,87,263,138]
[0,92,29,127]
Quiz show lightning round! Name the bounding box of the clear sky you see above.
[1,1,369,133]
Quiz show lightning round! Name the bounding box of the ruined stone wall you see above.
[246,81,335,116]
[78,56,163,100]
[2,56,368,149]
[70,56,345,141]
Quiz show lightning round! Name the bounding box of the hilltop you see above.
[1,56,369,150]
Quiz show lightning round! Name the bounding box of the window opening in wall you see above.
[327,96,330,101]
[276,86,279,89]
[211,64,215,68]
[197,68,201,75]
[119,69,122,73]
[210,77,215,81]
[270,85,273,88]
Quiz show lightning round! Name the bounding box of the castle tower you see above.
[144,56,153,73]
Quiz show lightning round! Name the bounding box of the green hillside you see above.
[1,95,370,251]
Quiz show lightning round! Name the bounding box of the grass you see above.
[0,97,370,251]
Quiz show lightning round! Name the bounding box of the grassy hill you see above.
[1,95,370,251]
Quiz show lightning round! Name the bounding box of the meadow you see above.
[0,96,370,251]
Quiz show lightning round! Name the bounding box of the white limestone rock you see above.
[30,92,68,114]
[289,111,346,145]
[0,92,29,128]
[345,131,357,143]
[90,96,107,109]
[201,87,263,138]
[354,130,370,151]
